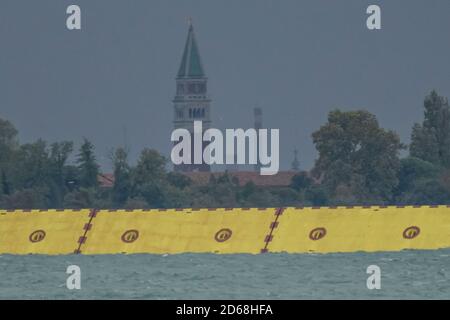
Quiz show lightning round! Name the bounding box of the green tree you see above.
[395,157,439,197]
[63,188,95,209]
[290,171,313,191]
[131,149,167,207]
[304,185,329,206]
[1,188,49,209]
[13,139,51,190]
[399,179,450,205]
[312,109,404,203]
[0,118,18,195]
[191,172,238,208]
[0,118,18,149]
[410,91,450,167]
[76,138,99,188]
[0,171,10,196]
[166,171,192,189]
[241,188,281,208]
[133,149,166,184]
[111,147,131,207]
[48,141,74,207]
[239,181,257,202]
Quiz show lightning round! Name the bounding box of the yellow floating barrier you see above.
[1,206,450,255]
[0,209,92,254]
[268,206,450,253]
[80,208,278,254]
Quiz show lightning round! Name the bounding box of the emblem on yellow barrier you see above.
[29,230,46,243]
[214,228,232,242]
[403,226,420,239]
[309,227,326,241]
[121,230,139,243]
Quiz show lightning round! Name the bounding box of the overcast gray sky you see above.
[1,0,449,171]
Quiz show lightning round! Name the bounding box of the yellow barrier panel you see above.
[0,209,91,254]
[81,208,277,254]
[268,206,450,253]
[2,206,450,255]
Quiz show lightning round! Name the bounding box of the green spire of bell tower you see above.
[177,22,205,79]
[173,21,211,173]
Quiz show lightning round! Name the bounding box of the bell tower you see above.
[173,22,211,172]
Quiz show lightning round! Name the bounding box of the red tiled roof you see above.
[98,173,114,188]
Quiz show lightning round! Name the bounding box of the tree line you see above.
[1,90,450,209]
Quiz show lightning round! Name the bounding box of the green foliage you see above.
[131,149,168,208]
[1,188,49,209]
[395,157,439,194]
[410,91,450,167]
[410,123,439,164]
[0,135,75,208]
[0,118,18,150]
[2,91,450,209]
[240,188,281,208]
[13,140,51,189]
[196,172,239,208]
[304,185,329,206]
[0,119,18,196]
[269,187,300,207]
[0,171,10,195]
[76,138,99,188]
[63,188,94,209]
[398,179,450,205]
[111,147,131,207]
[48,141,74,207]
[167,172,192,189]
[312,109,404,203]
[239,181,257,201]
[123,197,150,209]
[290,171,313,191]
[133,149,167,183]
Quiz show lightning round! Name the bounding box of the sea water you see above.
[1,249,449,299]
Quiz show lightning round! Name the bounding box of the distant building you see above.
[172,22,211,172]
[98,23,306,189]
[98,173,114,188]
